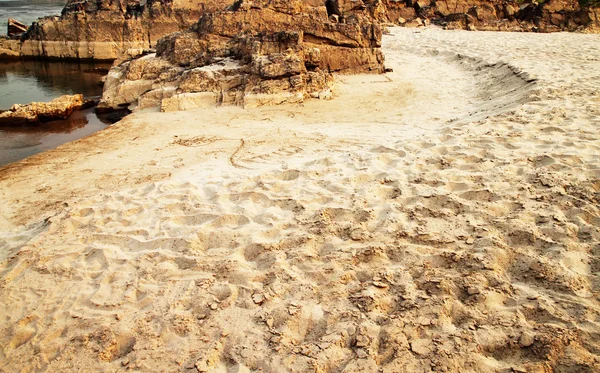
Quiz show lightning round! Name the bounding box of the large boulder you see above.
[98,1,384,111]
[0,94,86,126]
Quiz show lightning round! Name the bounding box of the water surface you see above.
[0,60,113,167]
[0,0,66,36]
[0,60,110,109]
[0,108,110,166]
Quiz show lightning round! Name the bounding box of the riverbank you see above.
[1,27,599,372]
[0,59,112,166]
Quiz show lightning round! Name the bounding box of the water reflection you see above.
[0,107,110,166]
[0,60,111,110]
[0,1,117,167]
[1,109,89,134]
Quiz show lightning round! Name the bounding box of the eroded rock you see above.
[0,94,86,126]
[98,1,384,111]
[13,0,232,60]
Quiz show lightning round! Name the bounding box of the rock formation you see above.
[98,0,384,111]
[12,0,231,60]
[377,0,600,32]
[0,94,87,126]
[0,0,598,63]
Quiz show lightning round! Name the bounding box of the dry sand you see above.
[1,27,600,372]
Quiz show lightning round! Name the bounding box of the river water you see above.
[0,0,66,36]
[0,60,113,166]
[0,0,118,167]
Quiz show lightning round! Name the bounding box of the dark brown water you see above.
[0,108,110,165]
[0,60,113,167]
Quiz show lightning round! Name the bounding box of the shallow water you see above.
[0,60,110,109]
[0,107,110,166]
[0,0,66,36]
[0,60,114,167]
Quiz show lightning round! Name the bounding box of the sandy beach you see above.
[1,27,600,372]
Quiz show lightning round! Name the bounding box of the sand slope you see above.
[1,27,600,372]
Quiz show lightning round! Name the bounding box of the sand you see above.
[1,27,600,372]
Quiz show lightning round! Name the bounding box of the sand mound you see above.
[1,27,600,372]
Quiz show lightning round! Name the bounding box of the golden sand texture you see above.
[1,27,599,372]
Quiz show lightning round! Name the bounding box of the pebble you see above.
[467,286,481,295]
[519,331,535,348]
[252,293,265,305]
[356,349,368,359]
[410,339,432,356]
[372,281,389,288]
[355,335,369,347]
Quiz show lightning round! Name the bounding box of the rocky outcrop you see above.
[98,0,384,111]
[12,0,232,60]
[0,37,21,60]
[376,0,600,32]
[0,94,87,126]
[3,0,597,63]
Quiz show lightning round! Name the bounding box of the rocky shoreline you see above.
[1,27,599,373]
[0,0,598,122]
[1,0,598,63]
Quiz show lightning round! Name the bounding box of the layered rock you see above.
[376,0,600,32]
[3,0,598,63]
[98,0,384,110]
[13,0,232,60]
[0,37,21,60]
[0,94,87,126]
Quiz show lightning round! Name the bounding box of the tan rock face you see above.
[14,0,232,60]
[0,94,85,126]
[98,1,384,111]
[378,0,600,32]
[4,0,598,63]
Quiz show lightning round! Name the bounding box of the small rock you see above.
[195,360,209,372]
[467,286,481,295]
[210,303,218,310]
[410,339,432,355]
[355,335,369,347]
[519,332,535,348]
[372,281,389,289]
[252,293,265,305]
[356,349,368,359]
[240,347,251,358]
[350,228,365,241]
[0,94,86,126]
